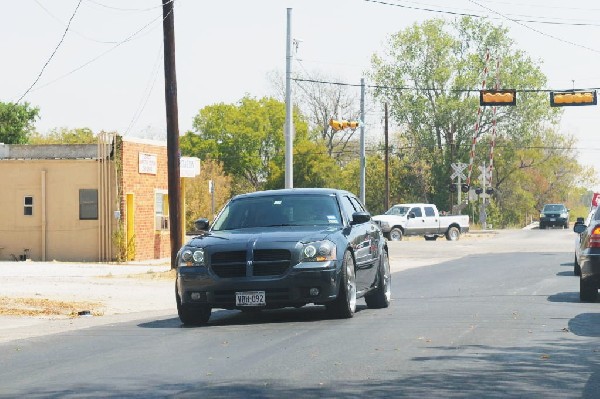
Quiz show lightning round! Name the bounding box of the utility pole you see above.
[284,8,294,188]
[162,0,182,269]
[384,102,389,211]
[359,78,366,204]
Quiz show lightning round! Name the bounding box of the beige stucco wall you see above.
[0,159,117,261]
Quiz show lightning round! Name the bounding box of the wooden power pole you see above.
[162,0,182,269]
[384,103,390,211]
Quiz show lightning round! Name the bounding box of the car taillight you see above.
[590,225,600,248]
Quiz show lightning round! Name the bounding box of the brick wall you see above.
[119,138,170,260]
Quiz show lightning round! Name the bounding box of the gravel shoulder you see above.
[0,230,525,344]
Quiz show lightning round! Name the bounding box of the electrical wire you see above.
[16,0,83,103]
[83,0,171,12]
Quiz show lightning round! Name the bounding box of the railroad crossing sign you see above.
[451,162,468,181]
[479,164,492,185]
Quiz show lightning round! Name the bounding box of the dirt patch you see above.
[0,297,104,318]
[99,269,177,281]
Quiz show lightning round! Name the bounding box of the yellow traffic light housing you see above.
[347,121,359,129]
[550,90,597,107]
[329,119,345,131]
[479,89,517,106]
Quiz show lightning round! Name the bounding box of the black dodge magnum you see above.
[175,188,391,325]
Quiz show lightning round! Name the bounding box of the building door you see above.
[126,194,135,261]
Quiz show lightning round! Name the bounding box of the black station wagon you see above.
[175,188,391,325]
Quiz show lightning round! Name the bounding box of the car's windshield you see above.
[543,204,566,213]
[385,206,410,216]
[212,194,342,231]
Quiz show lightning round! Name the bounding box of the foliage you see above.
[181,96,309,193]
[112,225,135,263]
[0,102,40,144]
[184,158,232,230]
[368,16,593,223]
[28,127,96,144]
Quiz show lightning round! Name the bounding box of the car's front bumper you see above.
[540,216,568,226]
[177,262,341,309]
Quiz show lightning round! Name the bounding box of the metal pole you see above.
[284,8,294,189]
[384,102,389,210]
[360,78,366,203]
[163,0,182,269]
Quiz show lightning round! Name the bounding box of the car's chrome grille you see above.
[210,249,292,278]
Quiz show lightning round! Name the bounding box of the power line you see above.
[83,0,170,12]
[16,0,83,103]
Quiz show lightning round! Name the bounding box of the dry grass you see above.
[100,268,177,280]
[0,297,104,318]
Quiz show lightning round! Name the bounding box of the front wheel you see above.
[574,255,581,276]
[445,226,460,241]
[365,251,391,309]
[580,277,598,302]
[326,251,357,318]
[176,287,211,326]
[389,228,403,241]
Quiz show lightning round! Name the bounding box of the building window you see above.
[24,196,33,216]
[155,190,169,230]
[79,189,98,220]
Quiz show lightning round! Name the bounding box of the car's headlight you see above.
[380,221,389,228]
[301,240,336,262]
[540,213,545,218]
[180,248,205,266]
[561,212,568,218]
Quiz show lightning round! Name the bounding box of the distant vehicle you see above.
[372,203,469,241]
[175,188,391,325]
[574,207,598,276]
[539,203,570,229]
[573,206,600,302]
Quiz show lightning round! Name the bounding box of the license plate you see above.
[236,291,266,306]
[550,218,556,221]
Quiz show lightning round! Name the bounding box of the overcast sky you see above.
[3,0,600,189]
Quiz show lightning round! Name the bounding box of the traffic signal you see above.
[329,119,359,131]
[479,89,517,106]
[461,183,470,193]
[550,90,597,107]
[485,187,494,195]
[329,119,345,131]
[475,187,483,195]
[449,183,457,193]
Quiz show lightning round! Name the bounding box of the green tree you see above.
[368,17,594,220]
[181,96,309,193]
[0,102,40,144]
[28,127,96,144]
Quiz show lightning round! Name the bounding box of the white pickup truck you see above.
[372,203,469,241]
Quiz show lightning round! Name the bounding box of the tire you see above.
[574,255,581,276]
[424,235,438,241]
[176,287,211,326]
[564,222,569,229]
[365,250,391,309]
[445,226,460,241]
[539,223,546,230]
[579,277,598,302]
[389,228,403,241]
[326,251,357,318]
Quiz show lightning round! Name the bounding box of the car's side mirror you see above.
[573,224,587,234]
[194,218,210,231]
[351,211,371,225]
[408,212,416,219]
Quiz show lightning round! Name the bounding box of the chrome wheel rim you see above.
[383,253,391,302]
[346,255,357,312]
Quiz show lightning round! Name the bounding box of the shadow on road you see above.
[556,271,576,277]
[547,292,580,303]
[138,304,369,329]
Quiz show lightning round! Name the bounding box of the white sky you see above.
[3,0,600,189]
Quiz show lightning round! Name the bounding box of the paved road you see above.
[1,229,598,398]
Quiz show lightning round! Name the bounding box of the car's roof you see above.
[232,188,353,200]
[391,203,432,207]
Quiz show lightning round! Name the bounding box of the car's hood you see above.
[186,226,340,248]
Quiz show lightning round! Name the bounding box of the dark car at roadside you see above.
[573,206,600,302]
[175,188,391,325]
[539,203,570,229]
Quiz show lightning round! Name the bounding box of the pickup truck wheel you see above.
[176,287,211,326]
[445,226,460,241]
[580,277,598,302]
[389,228,403,241]
[326,251,356,318]
[574,255,581,276]
[424,235,437,241]
[365,250,391,309]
